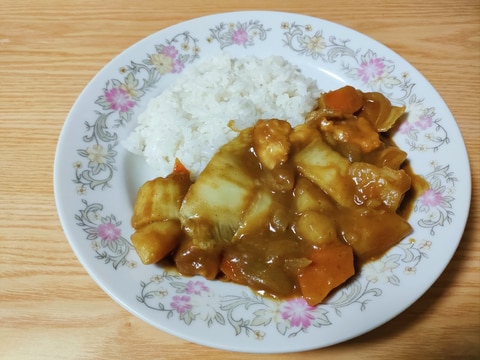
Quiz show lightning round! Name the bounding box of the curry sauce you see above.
[129,86,424,306]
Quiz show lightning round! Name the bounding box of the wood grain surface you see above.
[0,1,478,359]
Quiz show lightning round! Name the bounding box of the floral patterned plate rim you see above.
[54,11,471,353]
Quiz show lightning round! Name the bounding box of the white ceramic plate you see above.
[54,11,471,353]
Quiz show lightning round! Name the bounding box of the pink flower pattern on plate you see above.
[281,298,316,328]
[162,45,179,59]
[420,189,444,207]
[171,295,192,314]
[232,28,248,45]
[185,280,209,295]
[209,20,269,49]
[97,222,121,243]
[399,121,414,134]
[358,57,385,83]
[415,115,434,130]
[172,58,185,73]
[104,87,135,112]
[161,45,185,73]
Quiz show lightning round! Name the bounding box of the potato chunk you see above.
[131,220,182,264]
[338,209,412,261]
[289,123,321,152]
[131,172,191,229]
[293,210,338,246]
[293,176,336,214]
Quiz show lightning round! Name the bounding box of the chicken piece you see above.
[179,128,259,249]
[349,162,411,211]
[319,116,383,154]
[173,237,222,280]
[258,162,296,193]
[252,119,292,170]
[131,171,191,229]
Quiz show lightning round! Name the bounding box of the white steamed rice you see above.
[123,53,320,178]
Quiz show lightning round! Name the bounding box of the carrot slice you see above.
[322,85,363,114]
[219,257,243,284]
[297,244,355,306]
[173,158,190,175]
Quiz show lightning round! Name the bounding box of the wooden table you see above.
[1,1,478,359]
